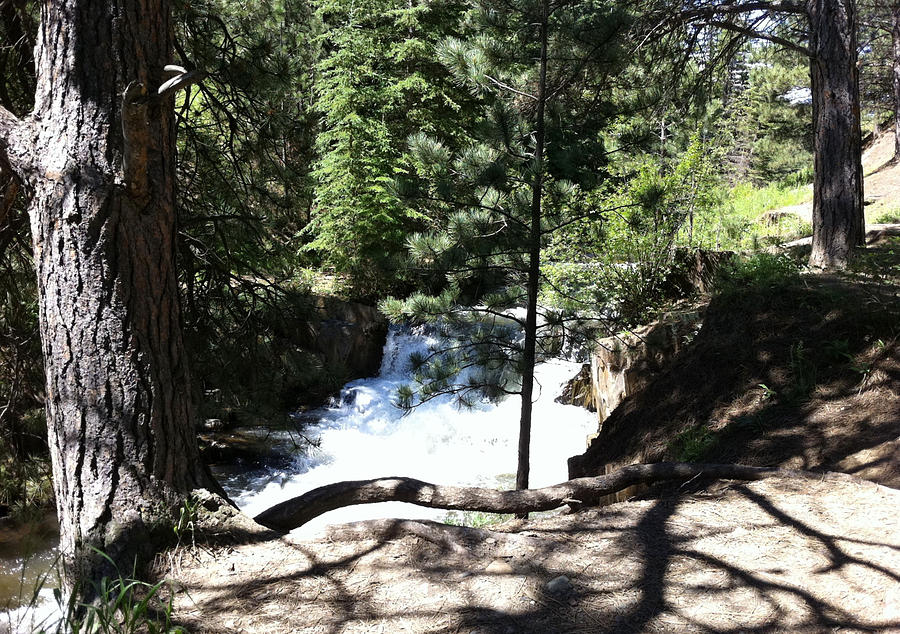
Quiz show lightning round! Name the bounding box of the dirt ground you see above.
[166,475,899,633]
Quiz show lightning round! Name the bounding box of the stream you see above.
[216,326,597,533]
[1,325,596,630]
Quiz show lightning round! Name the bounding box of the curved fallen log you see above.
[253,462,858,533]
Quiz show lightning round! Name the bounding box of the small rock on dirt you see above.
[546,575,572,594]
[485,559,515,574]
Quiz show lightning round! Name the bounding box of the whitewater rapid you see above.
[219,326,598,534]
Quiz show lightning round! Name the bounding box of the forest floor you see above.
[166,475,899,633]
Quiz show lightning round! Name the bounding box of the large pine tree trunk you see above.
[807,0,865,269]
[893,0,900,159]
[2,0,220,594]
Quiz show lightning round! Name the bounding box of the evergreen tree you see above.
[382,0,631,492]
[712,43,813,184]
[174,0,322,415]
[304,0,476,296]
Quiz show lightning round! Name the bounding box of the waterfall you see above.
[219,325,598,534]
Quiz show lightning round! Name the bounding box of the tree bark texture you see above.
[807,0,865,269]
[893,0,900,159]
[252,462,856,533]
[0,0,219,592]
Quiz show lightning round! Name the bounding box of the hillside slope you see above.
[569,264,900,487]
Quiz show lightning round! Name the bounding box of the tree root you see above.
[253,462,860,533]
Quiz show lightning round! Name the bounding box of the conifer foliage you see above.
[382,0,631,492]
[305,0,475,296]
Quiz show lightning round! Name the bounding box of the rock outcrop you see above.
[558,307,705,425]
[307,296,388,380]
[588,308,705,423]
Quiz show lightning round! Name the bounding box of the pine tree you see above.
[382,0,631,494]
[304,0,476,296]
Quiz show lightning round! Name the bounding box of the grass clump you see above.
[715,252,801,295]
[874,209,900,224]
[4,549,184,634]
[726,182,810,218]
[669,424,718,462]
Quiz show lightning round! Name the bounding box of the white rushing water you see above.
[219,326,598,534]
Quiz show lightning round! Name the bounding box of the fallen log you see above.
[253,462,859,533]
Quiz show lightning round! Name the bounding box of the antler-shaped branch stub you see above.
[157,67,207,100]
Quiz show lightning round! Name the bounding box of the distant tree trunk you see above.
[893,0,900,159]
[0,0,220,597]
[807,0,865,269]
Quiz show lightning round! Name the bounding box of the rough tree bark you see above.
[807,0,865,269]
[893,0,900,159]
[0,0,221,595]
[252,462,860,533]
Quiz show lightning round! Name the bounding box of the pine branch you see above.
[546,201,641,233]
[677,1,807,19]
[484,74,538,101]
[407,378,522,408]
[702,20,811,56]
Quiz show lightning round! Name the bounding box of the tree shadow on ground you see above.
[171,474,900,632]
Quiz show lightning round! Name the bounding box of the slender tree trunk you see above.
[893,0,900,159]
[1,0,220,596]
[517,0,550,497]
[807,0,865,269]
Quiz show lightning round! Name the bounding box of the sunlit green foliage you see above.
[714,252,802,295]
[303,0,476,296]
[382,0,632,408]
[543,134,723,325]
